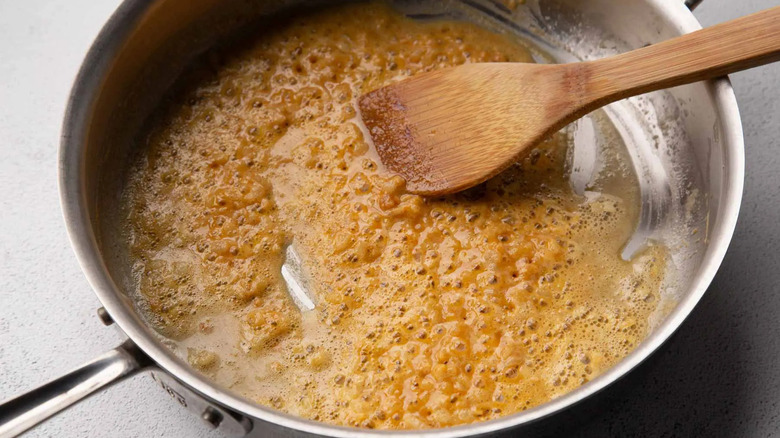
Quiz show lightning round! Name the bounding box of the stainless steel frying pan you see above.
[0,0,743,436]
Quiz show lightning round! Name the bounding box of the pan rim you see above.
[58,0,744,436]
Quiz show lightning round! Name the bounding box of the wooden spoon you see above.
[359,7,780,196]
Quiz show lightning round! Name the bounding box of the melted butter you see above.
[124,2,672,429]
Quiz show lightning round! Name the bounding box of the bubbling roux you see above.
[124,2,673,429]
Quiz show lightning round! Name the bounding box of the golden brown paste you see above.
[125,3,670,429]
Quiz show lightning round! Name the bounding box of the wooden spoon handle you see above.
[587,6,780,103]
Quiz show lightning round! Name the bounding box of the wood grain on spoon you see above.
[359,6,780,196]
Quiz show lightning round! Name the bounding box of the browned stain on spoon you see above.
[358,85,444,194]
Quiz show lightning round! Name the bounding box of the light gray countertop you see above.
[1,0,778,437]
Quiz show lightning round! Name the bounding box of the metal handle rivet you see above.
[96,307,113,326]
[201,406,223,428]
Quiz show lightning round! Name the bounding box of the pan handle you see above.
[0,340,149,437]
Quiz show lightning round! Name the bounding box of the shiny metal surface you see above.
[147,372,253,436]
[0,342,147,437]
[1,0,744,435]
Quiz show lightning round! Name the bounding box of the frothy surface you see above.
[124,2,672,429]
